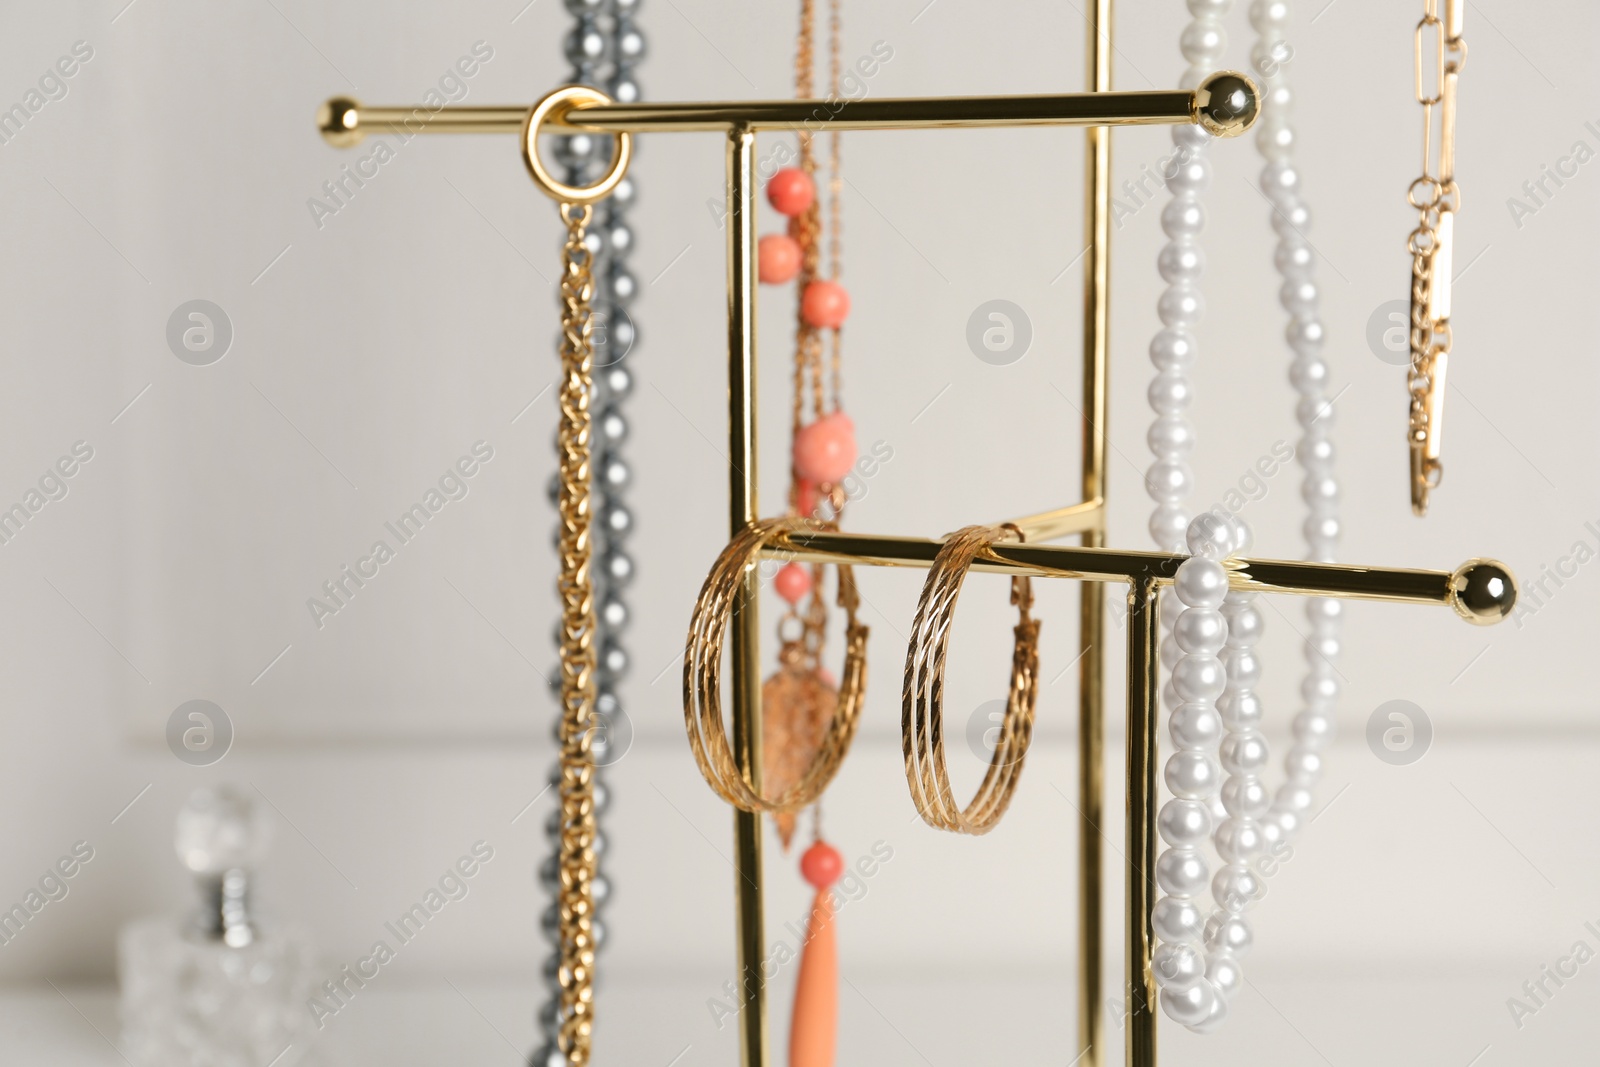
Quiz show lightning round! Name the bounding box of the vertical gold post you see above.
[1125,577,1159,1067]
[1077,1,1112,1064]
[1081,0,1112,503]
[725,123,768,1067]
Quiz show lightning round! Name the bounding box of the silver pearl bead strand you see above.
[534,2,642,1064]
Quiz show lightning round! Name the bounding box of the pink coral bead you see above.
[796,479,819,519]
[793,413,857,484]
[800,841,844,889]
[767,167,816,217]
[775,562,812,605]
[801,280,850,329]
[758,233,802,284]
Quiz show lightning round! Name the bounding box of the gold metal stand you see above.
[1126,576,1160,1064]
[725,123,769,1066]
[317,42,1517,1067]
[1080,5,1113,1059]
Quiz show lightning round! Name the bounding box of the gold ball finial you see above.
[1448,559,1518,625]
[1193,71,1259,138]
[318,97,363,148]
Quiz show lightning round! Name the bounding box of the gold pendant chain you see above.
[1407,0,1465,515]
[554,200,600,1066]
[791,0,822,443]
[825,0,844,413]
[783,0,847,651]
[788,0,845,447]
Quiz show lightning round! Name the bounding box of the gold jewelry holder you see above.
[316,7,1519,1062]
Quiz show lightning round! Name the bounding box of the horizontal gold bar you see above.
[330,92,1189,138]
[557,91,1195,132]
[1006,499,1104,542]
[346,105,526,136]
[768,530,1516,622]
[318,83,1245,146]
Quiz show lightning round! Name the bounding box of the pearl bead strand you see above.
[1145,0,1237,555]
[1147,0,1347,1035]
[1152,516,1239,1032]
[1247,0,1345,849]
[1147,9,1235,1031]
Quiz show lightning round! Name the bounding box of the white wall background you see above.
[0,0,1596,1064]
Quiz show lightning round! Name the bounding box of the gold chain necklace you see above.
[522,85,632,1067]
[552,199,601,1065]
[1406,0,1465,515]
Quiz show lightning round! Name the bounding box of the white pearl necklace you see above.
[1143,0,1345,1034]
[1152,520,1249,1032]
[1249,0,1344,848]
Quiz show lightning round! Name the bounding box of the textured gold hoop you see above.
[902,524,1041,835]
[684,517,868,812]
[521,86,633,204]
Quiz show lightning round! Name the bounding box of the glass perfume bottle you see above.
[119,785,320,1067]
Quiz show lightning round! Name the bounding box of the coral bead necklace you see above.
[757,3,855,1065]
[758,0,857,855]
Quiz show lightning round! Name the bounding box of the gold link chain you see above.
[554,200,600,1066]
[1407,0,1465,515]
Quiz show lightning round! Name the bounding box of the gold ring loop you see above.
[684,517,868,813]
[521,86,633,204]
[902,524,1041,835]
[1407,176,1443,211]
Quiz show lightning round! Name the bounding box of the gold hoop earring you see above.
[684,517,868,812]
[902,524,1041,835]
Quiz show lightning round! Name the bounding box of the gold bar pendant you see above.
[1429,209,1454,323]
[1426,350,1449,463]
[1440,71,1458,184]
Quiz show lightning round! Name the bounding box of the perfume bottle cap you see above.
[174,786,271,875]
[175,786,272,946]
